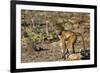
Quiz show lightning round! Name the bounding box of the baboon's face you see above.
[54,24,63,35]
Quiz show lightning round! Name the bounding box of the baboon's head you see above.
[53,23,64,36]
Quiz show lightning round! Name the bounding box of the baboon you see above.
[53,24,85,60]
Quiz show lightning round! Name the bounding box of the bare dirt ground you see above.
[21,39,90,63]
[21,40,64,63]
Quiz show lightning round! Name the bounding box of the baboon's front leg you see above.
[62,49,68,60]
[61,39,68,60]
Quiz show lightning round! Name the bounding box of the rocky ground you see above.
[21,39,90,63]
[21,41,63,63]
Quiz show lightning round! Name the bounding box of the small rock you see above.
[66,53,82,61]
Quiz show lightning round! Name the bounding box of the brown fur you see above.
[53,24,85,60]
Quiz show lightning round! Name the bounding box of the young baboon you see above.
[53,24,85,60]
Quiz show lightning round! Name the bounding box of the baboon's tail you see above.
[75,32,85,52]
